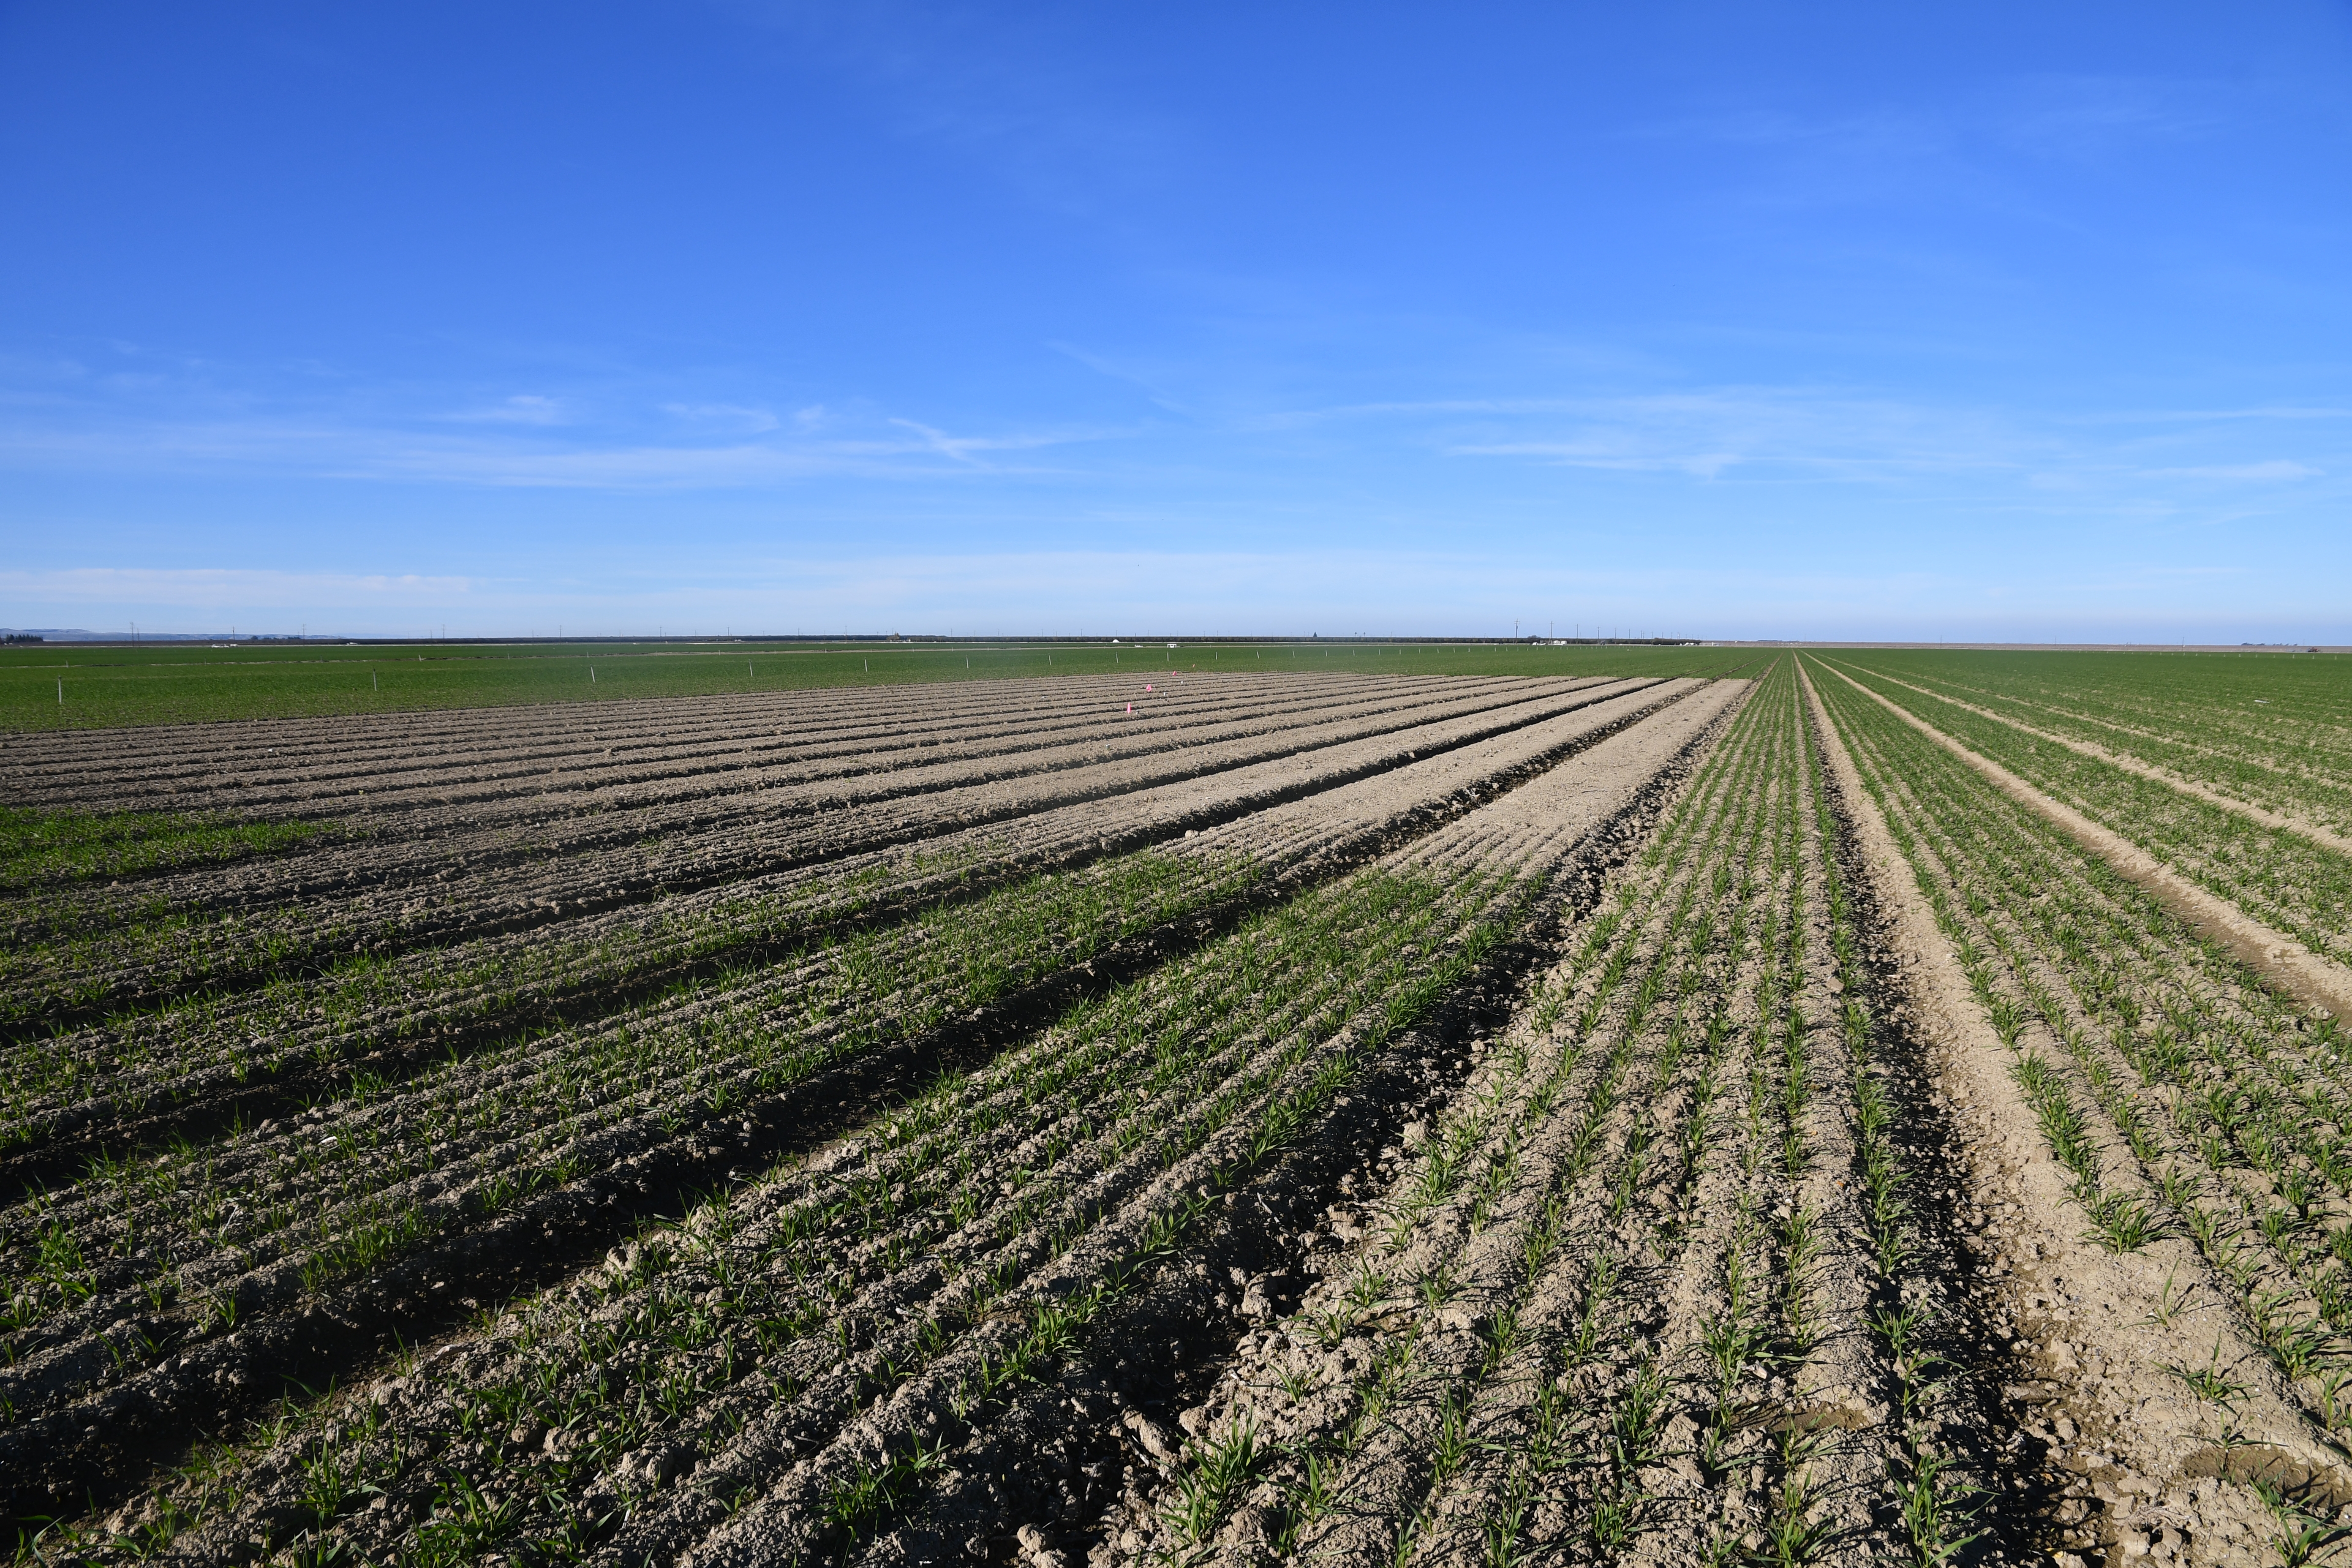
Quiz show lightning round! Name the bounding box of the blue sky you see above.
[3,2,2348,640]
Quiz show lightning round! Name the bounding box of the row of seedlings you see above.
[1831,653,2352,834]
[4,672,1599,1031]
[505,690,1740,1568]
[1109,659,1856,1563]
[0,678,1718,1447]
[2,676,1666,1133]
[2,677,1706,1369]
[0,844,1270,1464]
[1810,655,2352,1557]
[58,792,1567,1563]
[10,665,1383,819]
[1794,665,1995,1566]
[1814,659,2352,974]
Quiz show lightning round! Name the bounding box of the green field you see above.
[0,640,1746,731]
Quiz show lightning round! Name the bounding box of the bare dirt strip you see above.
[16,655,2350,1568]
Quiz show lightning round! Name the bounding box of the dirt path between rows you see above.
[1816,658,2352,861]
[1809,657,2352,1025]
[1800,661,2344,1566]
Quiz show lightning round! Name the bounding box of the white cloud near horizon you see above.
[7,549,2343,645]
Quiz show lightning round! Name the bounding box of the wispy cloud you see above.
[662,402,783,436]
[444,394,570,426]
[0,347,1120,490]
[1046,340,1192,414]
[2143,460,2320,481]
[0,567,476,605]
[1992,75,2225,162]
[1308,387,2043,483]
[731,0,1186,220]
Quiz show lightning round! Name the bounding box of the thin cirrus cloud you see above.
[2140,460,2321,482]
[442,394,571,426]
[661,402,784,436]
[1278,388,2039,482]
[1990,74,2226,161]
[0,382,1112,490]
[0,567,475,606]
[3,342,2336,511]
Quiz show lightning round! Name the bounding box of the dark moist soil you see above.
[864,741,1699,1565]
[1813,708,2065,1566]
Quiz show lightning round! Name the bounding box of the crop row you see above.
[5,667,1370,815]
[9,667,1476,922]
[28,679,1743,1564]
[1830,650,2352,836]
[0,844,1263,1435]
[0,806,335,897]
[1809,654,2352,1469]
[0,680,1734,1418]
[1127,651,1808,1560]
[2,672,1601,1017]
[0,678,1742,1540]
[1104,657,1987,1565]
[1815,657,2352,978]
[1,677,1695,1164]
[3,676,1649,1034]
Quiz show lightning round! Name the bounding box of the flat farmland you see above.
[6,651,2352,1568]
[0,641,1734,733]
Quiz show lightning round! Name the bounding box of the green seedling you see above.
[2255,1476,2343,1567]
[2084,1190,2164,1252]
[1165,1418,1264,1544]
[1896,1450,1984,1566]
[2169,1342,2249,1407]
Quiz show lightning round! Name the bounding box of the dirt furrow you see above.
[2,677,1693,1164]
[7,676,1624,1028]
[18,677,1740,1568]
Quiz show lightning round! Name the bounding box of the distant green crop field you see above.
[0,640,1754,731]
[1824,644,2352,835]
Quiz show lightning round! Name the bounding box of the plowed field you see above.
[5,656,2350,1568]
